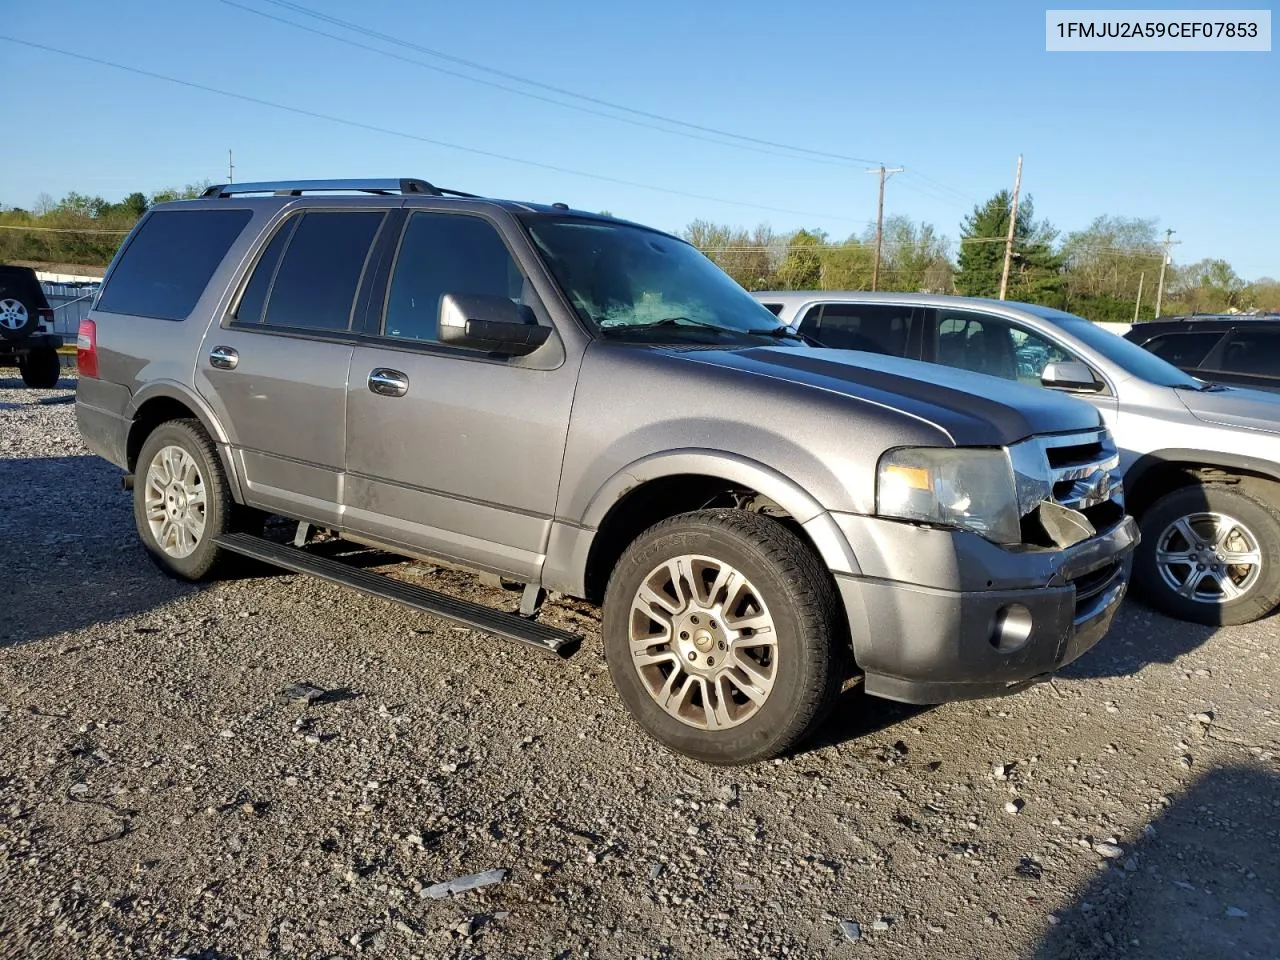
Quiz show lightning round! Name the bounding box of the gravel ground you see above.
[1,370,1278,960]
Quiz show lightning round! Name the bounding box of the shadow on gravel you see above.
[1036,764,1280,960]
[0,455,198,648]
[1059,603,1219,680]
[0,374,77,391]
[799,685,933,755]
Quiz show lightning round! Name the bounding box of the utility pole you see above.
[228,149,234,184]
[998,154,1023,301]
[1133,271,1145,322]
[866,165,904,291]
[1154,228,1180,318]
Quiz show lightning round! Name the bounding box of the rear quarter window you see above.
[1142,331,1225,368]
[96,209,252,320]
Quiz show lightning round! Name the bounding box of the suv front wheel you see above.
[1134,483,1280,625]
[602,510,846,765]
[133,419,239,581]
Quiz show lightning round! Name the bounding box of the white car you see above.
[755,291,1280,626]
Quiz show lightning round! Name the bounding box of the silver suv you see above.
[758,291,1280,626]
[74,180,1135,764]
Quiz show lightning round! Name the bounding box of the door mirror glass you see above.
[437,293,550,356]
[1041,360,1099,391]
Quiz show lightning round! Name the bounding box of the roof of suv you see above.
[751,290,1082,318]
[1128,315,1280,338]
[187,177,673,238]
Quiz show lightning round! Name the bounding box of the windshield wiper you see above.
[746,325,818,345]
[598,316,735,336]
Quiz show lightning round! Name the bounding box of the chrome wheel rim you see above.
[0,299,28,331]
[1155,511,1262,605]
[628,555,777,730]
[143,445,207,559]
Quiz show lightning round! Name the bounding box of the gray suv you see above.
[758,291,1280,626]
[75,179,1136,764]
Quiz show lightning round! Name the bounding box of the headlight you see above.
[877,447,1021,545]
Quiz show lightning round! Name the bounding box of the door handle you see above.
[368,368,409,397]
[209,346,239,370]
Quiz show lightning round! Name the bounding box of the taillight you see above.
[77,319,98,379]
[38,307,54,324]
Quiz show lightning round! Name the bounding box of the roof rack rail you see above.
[199,178,480,199]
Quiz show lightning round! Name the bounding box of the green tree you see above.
[1060,215,1163,321]
[862,216,953,292]
[776,229,826,289]
[1166,258,1249,314]
[956,192,1063,305]
[148,181,213,204]
[682,220,779,290]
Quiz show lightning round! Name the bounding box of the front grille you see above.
[1010,428,1125,547]
[1045,440,1104,469]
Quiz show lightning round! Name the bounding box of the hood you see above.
[1177,384,1280,435]
[666,346,1103,446]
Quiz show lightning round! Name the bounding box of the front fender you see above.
[548,450,861,592]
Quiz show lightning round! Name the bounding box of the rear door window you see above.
[1142,331,1225,368]
[97,209,252,320]
[1215,329,1280,377]
[257,211,385,332]
[797,302,916,356]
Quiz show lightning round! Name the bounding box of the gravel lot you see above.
[2,370,1278,960]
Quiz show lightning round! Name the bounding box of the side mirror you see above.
[437,293,551,356]
[1041,360,1099,391]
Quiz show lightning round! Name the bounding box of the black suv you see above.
[1124,315,1280,393]
[0,264,63,388]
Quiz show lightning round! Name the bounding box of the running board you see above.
[214,532,580,657]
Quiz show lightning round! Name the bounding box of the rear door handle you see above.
[209,346,238,370]
[368,368,409,397]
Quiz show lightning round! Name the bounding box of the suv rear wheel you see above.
[133,419,239,581]
[1134,483,1280,625]
[18,347,60,388]
[602,510,846,765]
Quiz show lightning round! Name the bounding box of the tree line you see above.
[0,184,210,268]
[684,192,1278,320]
[2,184,1276,320]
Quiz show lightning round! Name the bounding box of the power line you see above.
[0,36,871,224]
[248,0,888,167]
[216,0,856,169]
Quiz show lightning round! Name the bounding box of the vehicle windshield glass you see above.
[522,216,797,344]
[1025,306,1203,388]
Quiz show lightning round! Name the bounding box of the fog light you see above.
[990,604,1033,653]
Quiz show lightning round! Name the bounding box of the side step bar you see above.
[214,533,580,657]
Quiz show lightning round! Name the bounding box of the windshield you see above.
[1024,306,1203,388]
[522,217,796,344]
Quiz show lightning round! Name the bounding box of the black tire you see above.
[17,347,61,389]
[602,509,847,765]
[1133,483,1280,626]
[0,292,39,339]
[133,419,239,581]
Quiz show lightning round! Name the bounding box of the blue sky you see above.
[6,1,1277,276]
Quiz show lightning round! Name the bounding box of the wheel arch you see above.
[1125,449,1280,518]
[573,450,858,604]
[126,381,245,501]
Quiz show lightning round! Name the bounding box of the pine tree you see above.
[956,192,1064,306]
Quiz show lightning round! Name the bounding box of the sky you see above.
[5,1,1278,277]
